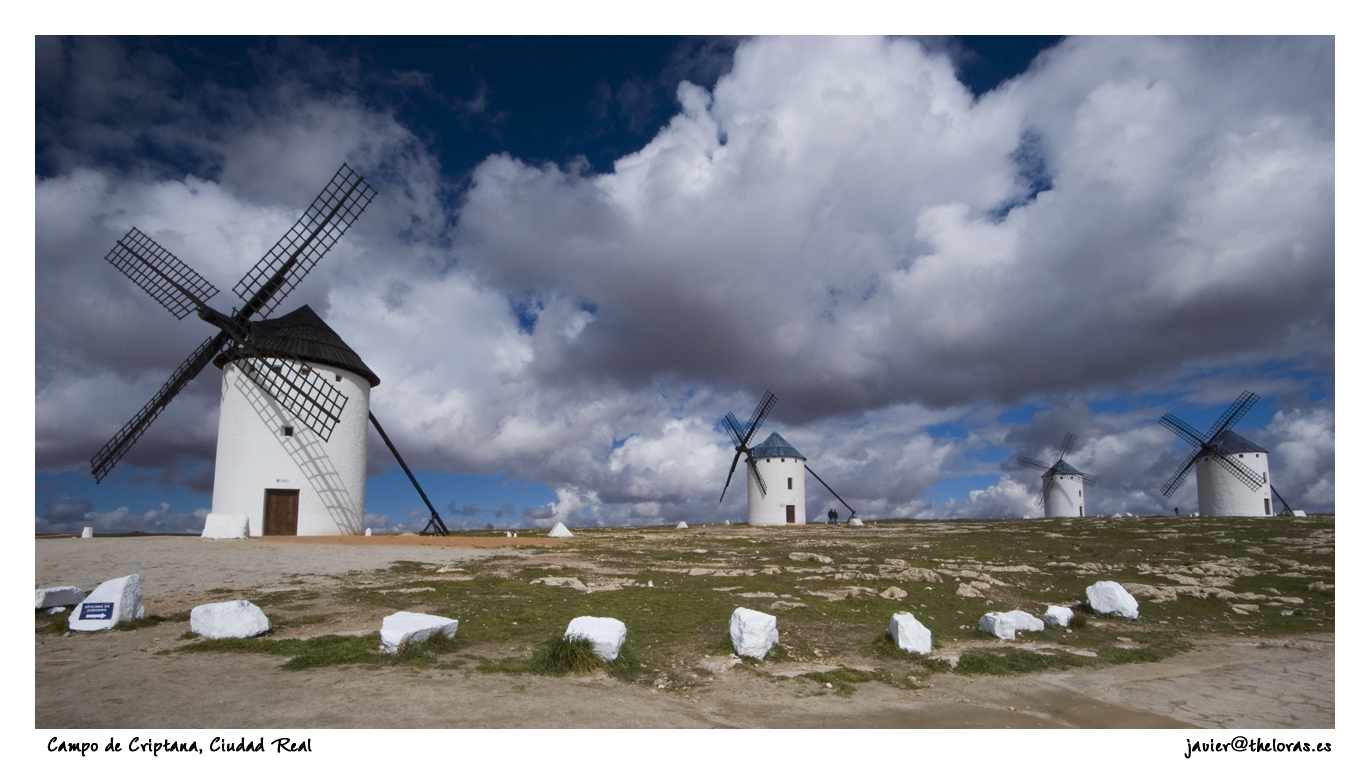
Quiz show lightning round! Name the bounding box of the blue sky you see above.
[34,36,1334,533]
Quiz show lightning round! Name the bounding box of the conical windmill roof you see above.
[751,432,805,460]
[1048,459,1087,476]
[1210,430,1268,454]
[214,305,381,386]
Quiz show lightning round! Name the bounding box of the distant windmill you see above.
[717,391,855,526]
[91,164,448,536]
[1015,432,1097,517]
[1159,390,1273,517]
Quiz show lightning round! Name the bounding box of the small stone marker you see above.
[548,522,573,538]
[80,527,93,538]
[1292,510,1307,517]
[676,521,689,529]
[729,606,779,660]
[365,528,372,536]
[35,586,86,610]
[190,600,272,638]
[1043,605,1074,627]
[978,610,1045,640]
[201,512,249,539]
[380,611,459,654]
[887,612,932,654]
[1086,581,1139,619]
[848,518,863,526]
[565,616,628,661]
[68,574,144,631]
[879,586,907,600]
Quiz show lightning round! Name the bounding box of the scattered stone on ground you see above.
[565,616,627,661]
[788,551,833,563]
[979,610,1045,640]
[676,521,689,530]
[200,513,249,539]
[729,607,778,659]
[35,586,85,610]
[548,522,573,538]
[1044,605,1074,627]
[1087,581,1140,619]
[888,611,932,654]
[80,527,93,538]
[379,611,458,654]
[880,586,907,600]
[68,574,144,632]
[190,600,271,639]
[849,518,864,527]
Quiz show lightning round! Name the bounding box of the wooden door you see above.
[263,489,300,536]
[786,505,795,524]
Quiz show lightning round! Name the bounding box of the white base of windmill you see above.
[747,455,806,526]
[1196,452,1272,517]
[207,360,371,536]
[1044,474,1086,518]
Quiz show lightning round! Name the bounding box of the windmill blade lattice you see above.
[717,390,777,503]
[1159,413,1206,447]
[234,164,376,320]
[91,332,232,481]
[1015,455,1052,472]
[1209,451,1266,491]
[747,458,768,496]
[1161,445,1204,498]
[1206,390,1259,440]
[106,228,221,320]
[231,350,349,443]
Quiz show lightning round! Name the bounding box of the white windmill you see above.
[1014,432,1097,518]
[1159,390,1274,517]
[91,165,448,537]
[717,391,855,526]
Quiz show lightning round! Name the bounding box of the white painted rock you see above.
[887,612,932,654]
[68,574,144,631]
[365,528,372,536]
[190,600,271,638]
[565,616,628,661]
[80,527,93,538]
[676,521,689,529]
[1087,581,1140,619]
[729,607,779,660]
[201,512,249,539]
[978,610,1044,640]
[35,586,85,610]
[848,518,864,526]
[1292,510,1307,517]
[1044,605,1075,627]
[548,522,573,538]
[380,611,459,654]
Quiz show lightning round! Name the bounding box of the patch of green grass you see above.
[113,615,173,631]
[956,649,1092,675]
[177,632,466,671]
[531,635,602,675]
[35,611,68,635]
[805,666,878,697]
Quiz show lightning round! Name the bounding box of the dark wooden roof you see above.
[214,305,380,387]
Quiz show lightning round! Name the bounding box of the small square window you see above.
[281,426,294,437]
[335,374,342,382]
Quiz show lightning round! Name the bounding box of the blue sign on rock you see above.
[80,602,114,620]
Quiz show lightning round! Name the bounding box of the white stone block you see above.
[80,527,93,538]
[1044,605,1075,627]
[848,518,864,526]
[190,600,272,638]
[978,610,1044,640]
[676,521,689,529]
[548,522,573,538]
[68,574,144,631]
[887,612,932,654]
[36,586,85,610]
[1087,580,1140,619]
[365,528,372,536]
[729,606,779,660]
[564,616,628,661]
[380,611,459,654]
[201,513,249,539]
[1292,510,1307,517]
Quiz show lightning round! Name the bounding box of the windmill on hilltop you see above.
[718,391,856,526]
[91,164,447,536]
[1015,432,1097,518]
[1159,390,1273,517]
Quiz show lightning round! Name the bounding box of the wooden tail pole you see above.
[368,412,448,536]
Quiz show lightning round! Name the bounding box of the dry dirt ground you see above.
[35,534,1333,729]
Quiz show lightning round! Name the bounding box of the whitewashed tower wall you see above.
[1044,473,1086,518]
[1197,451,1272,517]
[210,360,371,535]
[747,454,806,526]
